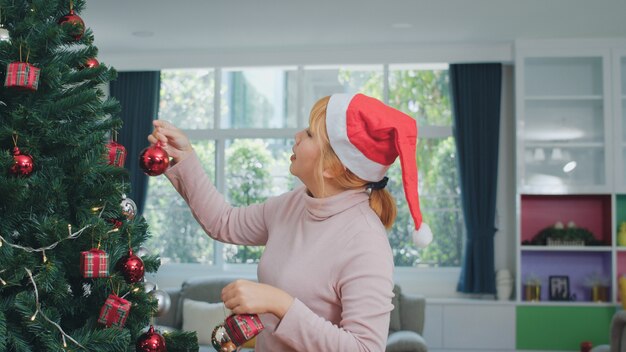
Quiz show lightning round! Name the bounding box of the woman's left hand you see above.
[222,280,294,319]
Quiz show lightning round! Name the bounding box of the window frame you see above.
[146,63,461,286]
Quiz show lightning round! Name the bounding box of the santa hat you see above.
[326,93,433,248]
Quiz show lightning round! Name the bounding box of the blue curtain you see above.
[451,63,502,294]
[109,71,161,215]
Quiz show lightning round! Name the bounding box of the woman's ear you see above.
[322,168,336,179]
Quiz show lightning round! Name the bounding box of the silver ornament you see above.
[0,26,9,42]
[136,246,149,258]
[144,281,158,293]
[120,194,137,220]
[150,289,171,317]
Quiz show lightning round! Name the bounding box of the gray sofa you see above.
[156,275,428,352]
[610,310,626,352]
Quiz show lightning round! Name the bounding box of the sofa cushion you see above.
[386,330,428,352]
[182,299,231,346]
[389,284,402,331]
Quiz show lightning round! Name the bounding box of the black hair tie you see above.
[367,176,388,190]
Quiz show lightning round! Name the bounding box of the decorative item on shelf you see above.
[549,275,572,301]
[139,141,170,176]
[58,1,85,41]
[136,325,166,352]
[618,222,626,247]
[523,274,542,301]
[98,293,131,329]
[495,269,513,301]
[619,275,626,310]
[584,272,610,302]
[212,314,264,351]
[80,248,109,278]
[529,221,599,246]
[580,341,593,352]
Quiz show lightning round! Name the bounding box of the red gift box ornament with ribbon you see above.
[212,314,264,349]
[80,248,109,278]
[106,140,127,168]
[98,293,131,329]
[5,62,40,91]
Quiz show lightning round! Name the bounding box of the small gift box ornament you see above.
[106,140,127,168]
[212,314,264,350]
[5,60,40,91]
[80,248,109,278]
[98,293,131,329]
[5,47,40,91]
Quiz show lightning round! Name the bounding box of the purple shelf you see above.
[521,250,611,302]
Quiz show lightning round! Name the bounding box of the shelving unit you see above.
[514,39,626,350]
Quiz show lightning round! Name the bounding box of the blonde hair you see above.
[308,96,397,229]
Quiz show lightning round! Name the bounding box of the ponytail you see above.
[369,189,397,229]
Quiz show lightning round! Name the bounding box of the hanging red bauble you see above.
[136,325,166,352]
[106,218,123,230]
[58,9,85,40]
[139,142,170,176]
[85,58,99,68]
[10,147,34,176]
[116,248,144,283]
[106,140,127,167]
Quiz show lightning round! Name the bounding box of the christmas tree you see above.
[0,0,197,350]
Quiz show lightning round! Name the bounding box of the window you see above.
[144,64,463,268]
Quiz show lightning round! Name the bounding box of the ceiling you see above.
[80,0,626,68]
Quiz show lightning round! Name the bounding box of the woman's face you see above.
[289,127,322,189]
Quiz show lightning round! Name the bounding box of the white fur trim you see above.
[412,223,433,248]
[326,94,389,182]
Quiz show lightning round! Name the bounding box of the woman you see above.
[148,93,431,351]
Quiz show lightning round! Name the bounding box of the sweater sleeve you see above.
[272,228,394,351]
[164,151,269,246]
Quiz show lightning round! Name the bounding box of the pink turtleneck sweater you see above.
[165,152,394,352]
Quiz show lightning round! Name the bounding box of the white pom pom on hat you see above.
[326,93,433,248]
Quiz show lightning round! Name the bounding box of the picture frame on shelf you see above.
[549,275,570,301]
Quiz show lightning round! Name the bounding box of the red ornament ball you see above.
[84,58,99,69]
[58,9,85,40]
[136,325,166,352]
[10,147,33,176]
[116,249,145,283]
[139,143,170,176]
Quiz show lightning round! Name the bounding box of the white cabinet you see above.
[423,299,516,352]
[515,41,614,194]
[613,49,626,192]
[513,39,626,351]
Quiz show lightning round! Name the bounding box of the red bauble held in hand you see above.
[136,325,166,352]
[139,142,169,176]
[10,147,33,176]
[116,249,145,283]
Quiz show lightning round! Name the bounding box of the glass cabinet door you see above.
[519,56,610,193]
[616,53,626,191]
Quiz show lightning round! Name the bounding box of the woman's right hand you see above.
[148,120,193,164]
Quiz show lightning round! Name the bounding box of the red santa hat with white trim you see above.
[326,93,433,248]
